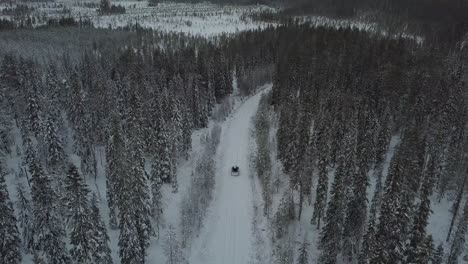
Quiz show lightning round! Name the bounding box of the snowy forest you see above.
[1,0,468,264]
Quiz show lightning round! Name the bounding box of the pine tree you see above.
[447,196,468,264]
[319,113,356,264]
[150,164,163,239]
[446,171,467,242]
[311,154,328,229]
[359,215,377,264]
[118,213,142,264]
[181,109,192,160]
[44,116,64,170]
[405,157,435,263]
[410,235,434,264]
[318,156,346,264]
[64,165,97,263]
[342,147,368,262]
[370,152,407,264]
[90,194,113,264]
[163,225,187,264]
[29,156,70,264]
[119,92,154,264]
[432,243,444,264]
[15,182,34,253]
[297,237,310,264]
[106,116,125,230]
[274,239,294,264]
[25,81,42,137]
[0,169,22,264]
[154,116,173,184]
[32,250,46,264]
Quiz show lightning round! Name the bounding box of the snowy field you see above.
[0,1,276,36]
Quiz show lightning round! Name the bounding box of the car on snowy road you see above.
[231,166,240,176]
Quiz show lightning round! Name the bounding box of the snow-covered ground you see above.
[189,88,269,264]
[1,1,276,36]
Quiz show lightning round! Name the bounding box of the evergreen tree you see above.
[29,156,70,264]
[25,80,42,138]
[447,196,468,264]
[274,239,294,264]
[15,182,34,253]
[370,152,407,264]
[342,144,369,261]
[90,194,113,264]
[273,190,295,239]
[106,117,125,230]
[154,116,173,184]
[297,237,310,264]
[119,92,154,264]
[64,164,97,263]
[319,112,356,264]
[311,154,328,229]
[0,169,22,264]
[44,116,64,170]
[163,225,187,264]
[318,153,346,264]
[359,215,377,264]
[405,157,435,263]
[410,235,434,264]
[432,243,444,264]
[150,164,163,239]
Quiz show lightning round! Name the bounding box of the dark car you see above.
[231,166,240,176]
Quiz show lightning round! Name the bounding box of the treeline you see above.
[268,24,466,263]
[282,0,468,48]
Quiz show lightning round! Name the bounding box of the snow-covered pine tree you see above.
[90,194,113,264]
[405,157,436,263]
[67,71,86,134]
[359,213,377,264]
[318,144,349,263]
[342,111,370,262]
[447,195,468,264]
[106,116,126,230]
[64,164,97,263]
[370,150,407,264]
[446,171,467,242]
[373,109,391,179]
[273,238,294,264]
[181,105,192,160]
[171,94,184,156]
[273,190,294,239]
[411,235,434,264]
[29,155,70,264]
[297,237,310,264]
[119,92,154,263]
[15,181,34,253]
[319,111,356,264]
[0,168,22,264]
[163,225,187,264]
[25,79,42,138]
[318,162,345,264]
[432,243,444,264]
[150,163,163,238]
[154,116,173,184]
[311,153,328,229]
[44,116,64,170]
[118,211,142,264]
[32,250,46,264]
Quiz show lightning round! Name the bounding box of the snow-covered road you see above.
[190,89,268,264]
